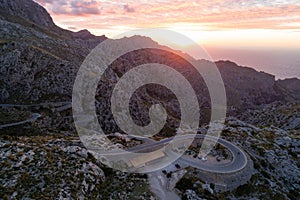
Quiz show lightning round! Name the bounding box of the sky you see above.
[34,0,300,78]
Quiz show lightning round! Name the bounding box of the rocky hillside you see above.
[0,0,106,103]
[276,78,300,100]
[239,101,300,130]
[175,117,300,199]
[0,135,152,199]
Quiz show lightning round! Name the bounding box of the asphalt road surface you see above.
[0,113,41,129]
[127,134,248,173]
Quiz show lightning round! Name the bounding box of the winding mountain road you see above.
[129,134,248,173]
[0,113,41,129]
[92,134,248,174]
[0,104,247,174]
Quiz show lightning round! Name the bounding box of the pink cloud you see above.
[35,0,101,15]
[34,0,300,33]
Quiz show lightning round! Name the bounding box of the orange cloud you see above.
[33,0,300,30]
[33,0,300,49]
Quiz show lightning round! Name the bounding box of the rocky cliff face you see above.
[276,78,300,100]
[216,61,283,109]
[0,0,107,103]
[0,0,56,28]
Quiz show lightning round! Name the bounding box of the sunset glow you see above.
[33,0,300,79]
[35,0,300,49]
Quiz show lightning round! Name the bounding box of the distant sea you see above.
[206,48,300,80]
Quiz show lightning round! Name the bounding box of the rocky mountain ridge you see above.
[1,0,300,135]
[0,0,298,107]
[0,0,56,29]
